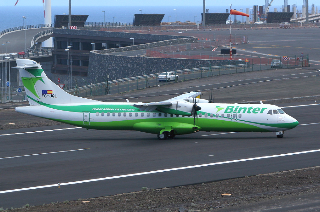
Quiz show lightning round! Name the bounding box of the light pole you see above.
[65,45,72,89]
[130,38,134,46]
[4,56,10,102]
[22,16,26,53]
[102,11,105,25]
[240,9,243,23]
[173,9,177,22]
[194,16,197,23]
[139,9,142,14]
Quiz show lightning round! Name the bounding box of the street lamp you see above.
[65,45,72,89]
[102,11,105,25]
[5,56,10,102]
[130,38,134,46]
[22,16,26,53]
[139,9,142,14]
[173,9,177,22]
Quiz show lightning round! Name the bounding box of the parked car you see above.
[271,59,282,68]
[280,22,290,29]
[158,71,178,82]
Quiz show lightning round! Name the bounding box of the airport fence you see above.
[66,54,307,98]
[0,54,309,103]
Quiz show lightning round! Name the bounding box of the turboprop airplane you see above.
[15,59,299,139]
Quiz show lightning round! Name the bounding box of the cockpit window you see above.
[267,110,272,115]
[277,109,285,114]
[273,110,279,114]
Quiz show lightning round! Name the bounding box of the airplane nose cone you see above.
[291,118,299,128]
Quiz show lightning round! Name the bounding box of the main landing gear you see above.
[276,131,284,138]
[157,131,175,140]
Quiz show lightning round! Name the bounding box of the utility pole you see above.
[306,0,309,23]
[68,0,71,29]
[202,0,206,26]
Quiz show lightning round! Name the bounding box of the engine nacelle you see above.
[157,102,194,116]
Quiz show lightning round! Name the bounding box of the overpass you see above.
[291,13,320,23]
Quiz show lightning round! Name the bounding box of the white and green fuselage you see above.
[15,59,299,139]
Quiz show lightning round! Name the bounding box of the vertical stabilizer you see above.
[16,59,99,106]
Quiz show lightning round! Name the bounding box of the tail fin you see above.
[16,59,99,106]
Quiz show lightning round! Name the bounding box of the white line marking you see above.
[0,148,89,160]
[1,148,320,194]
[0,127,83,138]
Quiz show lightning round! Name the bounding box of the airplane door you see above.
[83,112,90,125]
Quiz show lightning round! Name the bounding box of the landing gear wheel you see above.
[276,131,284,138]
[168,131,175,139]
[157,132,169,140]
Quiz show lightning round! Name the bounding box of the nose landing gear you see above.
[276,131,284,138]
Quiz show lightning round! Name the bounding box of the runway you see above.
[0,101,319,208]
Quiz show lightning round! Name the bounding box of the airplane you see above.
[15,59,299,140]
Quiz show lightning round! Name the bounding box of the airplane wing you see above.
[165,91,202,102]
[133,92,202,114]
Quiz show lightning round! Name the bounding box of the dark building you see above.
[267,12,294,23]
[54,15,89,28]
[201,13,230,24]
[133,14,164,26]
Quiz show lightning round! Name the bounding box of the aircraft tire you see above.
[277,134,284,138]
[157,132,169,140]
[168,131,175,139]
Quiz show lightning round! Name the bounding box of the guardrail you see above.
[30,29,53,49]
[0,24,52,39]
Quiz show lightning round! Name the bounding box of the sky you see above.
[5,0,319,7]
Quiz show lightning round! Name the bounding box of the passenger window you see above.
[96,112,99,116]
[112,113,115,116]
[107,112,110,116]
[267,110,272,115]
[101,112,104,116]
[233,114,237,119]
[129,113,132,117]
[141,113,144,117]
[164,113,167,117]
[170,114,173,117]
[227,114,230,118]
[221,114,224,118]
[118,113,121,117]
[273,110,279,114]
[199,113,202,117]
[216,114,219,117]
[238,114,242,119]
[176,114,179,117]
[147,113,150,117]
[153,113,156,117]
[210,113,214,117]
[123,113,126,117]
[135,113,138,117]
